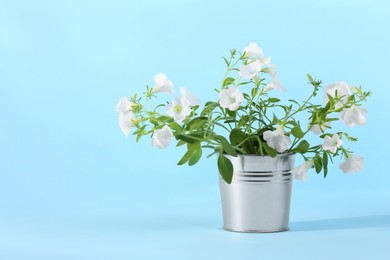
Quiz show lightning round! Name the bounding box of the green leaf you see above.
[189,145,202,166]
[288,99,300,106]
[286,120,298,127]
[215,135,237,156]
[347,95,355,103]
[223,77,235,87]
[177,134,202,144]
[186,117,208,131]
[218,154,234,184]
[307,74,322,88]
[206,150,218,159]
[307,73,314,83]
[149,117,158,125]
[230,129,252,153]
[169,122,183,131]
[201,102,218,116]
[157,115,172,122]
[251,87,259,98]
[229,128,246,146]
[314,156,323,173]
[204,101,215,106]
[293,140,310,153]
[272,114,279,124]
[323,152,328,177]
[262,142,277,157]
[321,101,331,114]
[226,109,236,118]
[177,144,198,165]
[237,81,252,86]
[291,125,304,138]
[269,98,280,103]
[176,140,186,147]
[223,57,229,67]
[238,115,250,128]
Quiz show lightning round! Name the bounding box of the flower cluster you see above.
[116,43,371,184]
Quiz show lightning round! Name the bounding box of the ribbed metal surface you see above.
[234,170,292,183]
[219,154,295,233]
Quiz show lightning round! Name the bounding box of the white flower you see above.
[324,81,351,109]
[291,160,313,181]
[152,125,173,149]
[310,120,331,135]
[242,42,271,64]
[116,97,133,114]
[239,60,263,79]
[322,134,342,153]
[219,87,244,111]
[118,111,134,138]
[339,155,364,173]
[263,127,292,153]
[339,105,367,127]
[180,87,201,107]
[116,97,135,137]
[264,65,286,92]
[166,96,192,122]
[151,73,174,94]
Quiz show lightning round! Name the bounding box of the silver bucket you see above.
[219,154,295,232]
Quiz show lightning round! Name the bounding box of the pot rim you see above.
[224,152,296,158]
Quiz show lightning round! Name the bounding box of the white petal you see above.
[166,96,191,123]
[310,120,331,135]
[152,125,173,149]
[332,134,342,147]
[355,107,367,126]
[263,129,291,153]
[294,172,307,181]
[261,56,271,65]
[119,111,134,138]
[264,65,286,92]
[166,103,174,117]
[239,64,255,79]
[266,78,286,92]
[219,87,244,111]
[324,81,351,109]
[219,89,233,109]
[180,87,201,106]
[265,64,277,76]
[322,135,335,152]
[116,97,132,114]
[340,109,355,127]
[151,73,174,94]
[228,102,240,111]
[243,42,264,60]
[292,160,313,181]
[263,130,274,141]
[239,61,263,79]
[311,124,322,135]
[273,135,291,152]
[340,106,367,127]
[154,73,167,83]
[339,155,364,173]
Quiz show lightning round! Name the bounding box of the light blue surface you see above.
[1,0,389,259]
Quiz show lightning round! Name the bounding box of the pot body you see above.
[219,154,295,232]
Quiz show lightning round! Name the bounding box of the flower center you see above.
[173,105,182,113]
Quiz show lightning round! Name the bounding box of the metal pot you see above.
[219,153,295,232]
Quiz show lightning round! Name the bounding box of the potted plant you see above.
[115,42,370,232]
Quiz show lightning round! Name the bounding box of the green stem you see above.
[254,135,264,156]
[282,92,316,124]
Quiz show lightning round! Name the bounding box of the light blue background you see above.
[1,0,389,259]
